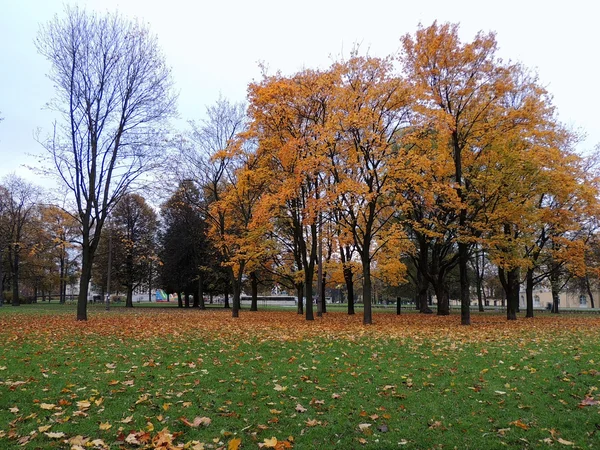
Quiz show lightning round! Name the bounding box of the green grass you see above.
[0,305,599,449]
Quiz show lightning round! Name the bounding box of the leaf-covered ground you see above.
[1,306,600,449]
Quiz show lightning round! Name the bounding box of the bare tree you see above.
[36,5,176,320]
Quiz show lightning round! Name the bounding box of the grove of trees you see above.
[2,12,599,327]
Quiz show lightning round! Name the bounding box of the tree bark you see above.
[362,253,373,325]
[499,266,520,320]
[340,243,355,315]
[585,275,595,309]
[435,283,450,316]
[250,271,258,311]
[550,269,560,314]
[125,285,134,308]
[77,241,93,319]
[296,283,304,315]
[223,283,230,308]
[525,268,534,318]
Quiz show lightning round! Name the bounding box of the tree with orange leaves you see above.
[326,55,415,324]
[399,22,584,324]
[247,68,336,321]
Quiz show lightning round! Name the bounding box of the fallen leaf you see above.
[40,403,56,410]
[228,437,242,450]
[263,436,278,448]
[510,420,529,431]
[38,425,52,432]
[358,423,371,431]
[99,422,112,431]
[557,438,574,446]
[121,415,134,424]
[295,404,307,413]
[579,397,599,406]
[44,431,66,439]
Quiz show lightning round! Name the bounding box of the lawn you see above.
[1,304,599,449]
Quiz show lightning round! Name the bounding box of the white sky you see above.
[1,0,598,188]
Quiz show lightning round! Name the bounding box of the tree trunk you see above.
[296,283,304,315]
[177,292,183,308]
[550,270,560,314]
[223,283,230,308]
[125,285,133,308]
[345,268,355,315]
[184,292,190,308]
[321,271,327,313]
[416,271,430,314]
[525,268,534,318]
[11,244,20,306]
[499,266,519,320]
[585,275,595,309]
[340,242,355,315]
[362,253,373,325]
[250,271,258,311]
[231,271,242,317]
[435,283,450,316]
[304,271,314,321]
[77,242,93,320]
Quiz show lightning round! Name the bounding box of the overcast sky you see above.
[1,0,598,188]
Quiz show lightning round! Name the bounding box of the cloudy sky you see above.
[1,0,598,187]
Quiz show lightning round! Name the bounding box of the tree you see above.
[0,176,42,306]
[36,5,176,320]
[180,96,248,311]
[328,56,414,324]
[109,194,158,307]
[159,181,211,307]
[40,205,79,303]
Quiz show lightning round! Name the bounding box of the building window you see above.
[534,295,540,306]
[580,295,587,306]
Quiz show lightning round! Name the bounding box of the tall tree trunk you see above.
[550,269,560,314]
[296,283,304,315]
[177,292,183,308]
[585,275,595,309]
[77,241,93,320]
[231,264,245,318]
[59,254,65,304]
[499,266,520,320]
[525,268,534,318]
[340,242,355,315]
[435,283,450,316]
[321,271,327,313]
[184,292,190,308]
[11,244,20,306]
[223,283,230,308]
[345,267,355,315]
[125,285,134,308]
[362,253,373,325]
[250,271,258,311]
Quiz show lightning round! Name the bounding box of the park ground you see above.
[1,304,600,449]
